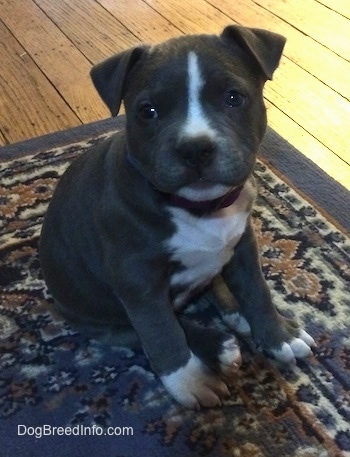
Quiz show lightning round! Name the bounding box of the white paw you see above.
[270,330,316,364]
[223,312,251,336]
[219,337,242,376]
[161,352,230,409]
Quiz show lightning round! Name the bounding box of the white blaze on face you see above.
[182,52,216,139]
[177,51,229,201]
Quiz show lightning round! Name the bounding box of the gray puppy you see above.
[40,25,315,409]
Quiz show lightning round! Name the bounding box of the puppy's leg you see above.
[107,290,231,409]
[222,222,315,364]
[59,293,229,408]
[170,318,241,404]
[212,275,251,336]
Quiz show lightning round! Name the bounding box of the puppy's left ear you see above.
[221,25,286,80]
[90,46,149,116]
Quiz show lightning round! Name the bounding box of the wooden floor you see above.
[1,0,349,190]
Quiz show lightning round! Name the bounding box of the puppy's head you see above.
[91,26,285,201]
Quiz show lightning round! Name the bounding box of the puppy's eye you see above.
[138,103,158,120]
[225,90,245,108]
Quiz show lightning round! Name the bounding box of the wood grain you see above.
[266,100,350,187]
[97,0,182,43]
[0,126,7,146]
[0,0,108,123]
[266,58,350,163]
[257,0,350,60]
[0,20,79,144]
[34,0,139,63]
[317,0,350,19]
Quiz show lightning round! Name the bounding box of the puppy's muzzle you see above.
[177,136,216,170]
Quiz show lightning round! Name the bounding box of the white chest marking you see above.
[182,52,216,139]
[167,199,250,307]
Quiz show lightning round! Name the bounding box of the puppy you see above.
[40,25,315,409]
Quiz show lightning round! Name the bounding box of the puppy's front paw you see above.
[269,329,316,364]
[253,315,316,364]
[161,353,230,409]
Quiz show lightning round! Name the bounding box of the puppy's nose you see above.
[178,137,216,169]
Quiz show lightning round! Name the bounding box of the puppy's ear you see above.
[90,46,149,116]
[221,26,286,80]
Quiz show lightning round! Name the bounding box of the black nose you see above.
[178,137,216,169]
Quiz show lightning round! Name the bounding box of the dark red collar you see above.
[163,185,244,215]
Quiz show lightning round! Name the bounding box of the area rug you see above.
[0,117,349,457]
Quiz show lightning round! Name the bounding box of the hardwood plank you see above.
[265,100,350,189]
[0,0,108,124]
[0,126,8,146]
[142,0,229,35]
[256,0,350,60]
[315,0,350,20]
[97,0,182,43]
[0,20,80,146]
[34,0,139,63]
[206,0,350,100]
[267,57,350,164]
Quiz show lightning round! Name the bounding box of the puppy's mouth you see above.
[175,179,233,202]
[164,179,245,214]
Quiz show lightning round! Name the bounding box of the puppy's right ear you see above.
[221,26,286,81]
[90,46,149,116]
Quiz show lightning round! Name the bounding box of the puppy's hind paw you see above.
[222,312,251,336]
[218,337,242,377]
